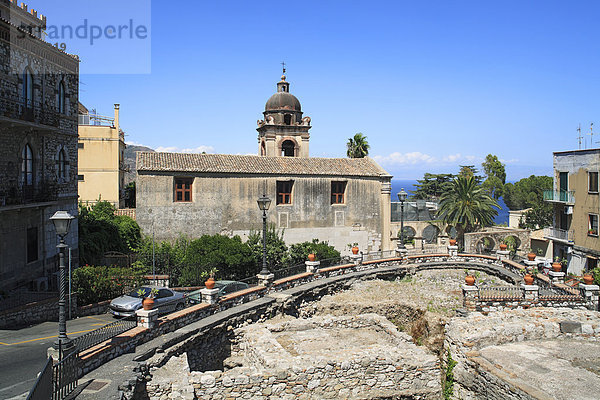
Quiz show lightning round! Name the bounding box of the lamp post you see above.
[398,189,408,251]
[50,210,75,354]
[257,194,271,276]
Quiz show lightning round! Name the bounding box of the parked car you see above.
[109,286,186,317]
[187,280,249,304]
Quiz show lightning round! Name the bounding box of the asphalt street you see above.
[0,313,115,399]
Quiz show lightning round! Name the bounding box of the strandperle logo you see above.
[19,19,149,47]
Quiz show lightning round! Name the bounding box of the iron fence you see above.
[53,349,79,400]
[26,357,53,400]
[72,318,137,352]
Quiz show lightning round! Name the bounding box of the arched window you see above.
[58,81,66,114]
[284,114,292,125]
[260,141,266,156]
[23,68,33,108]
[21,144,33,186]
[281,140,295,157]
[57,148,66,179]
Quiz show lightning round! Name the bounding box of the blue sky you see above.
[33,0,600,180]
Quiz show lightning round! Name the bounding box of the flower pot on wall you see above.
[552,262,562,273]
[499,244,507,251]
[205,277,216,290]
[465,275,476,286]
[351,246,359,255]
[449,239,457,246]
[307,253,316,262]
[583,274,594,285]
[524,274,535,285]
[142,297,154,310]
[527,252,536,262]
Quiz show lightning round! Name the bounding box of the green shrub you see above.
[288,239,340,267]
[72,265,146,305]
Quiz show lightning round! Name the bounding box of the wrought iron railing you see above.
[0,94,63,127]
[543,189,575,204]
[53,349,79,400]
[544,227,574,243]
[26,357,53,400]
[0,184,59,207]
[72,318,136,352]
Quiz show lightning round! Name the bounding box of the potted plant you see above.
[142,287,159,310]
[552,256,562,272]
[449,238,457,246]
[527,248,536,262]
[464,269,475,286]
[205,267,218,290]
[348,242,359,255]
[583,273,594,285]
[307,253,316,262]
[524,274,535,285]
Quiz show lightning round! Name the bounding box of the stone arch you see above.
[502,235,521,252]
[422,225,440,244]
[278,137,298,157]
[475,236,496,254]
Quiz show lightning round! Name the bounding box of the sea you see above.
[391,179,510,226]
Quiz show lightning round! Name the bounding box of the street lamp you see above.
[50,210,75,353]
[398,189,408,251]
[257,194,271,276]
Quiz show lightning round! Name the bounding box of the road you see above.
[0,313,115,399]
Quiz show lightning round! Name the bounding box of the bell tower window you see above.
[284,114,291,125]
[281,140,295,157]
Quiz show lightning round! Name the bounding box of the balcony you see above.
[0,184,59,208]
[544,227,574,244]
[543,190,575,204]
[0,95,62,128]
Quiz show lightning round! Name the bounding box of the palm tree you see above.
[438,176,500,245]
[346,133,370,158]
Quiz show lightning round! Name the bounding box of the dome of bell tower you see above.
[265,75,302,111]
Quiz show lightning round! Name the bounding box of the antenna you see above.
[577,124,582,149]
[591,123,594,149]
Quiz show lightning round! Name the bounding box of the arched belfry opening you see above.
[257,70,311,157]
[281,140,295,157]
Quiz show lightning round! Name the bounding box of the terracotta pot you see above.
[583,274,594,285]
[449,239,457,246]
[205,277,216,290]
[307,253,316,262]
[527,252,536,262]
[351,246,359,255]
[142,297,154,310]
[499,244,507,251]
[465,275,475,286]
[524,274,535,285]
[552,262,562,273]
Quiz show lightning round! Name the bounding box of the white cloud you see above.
[500,158,519,164]
[155,145,215,154]
[373,152,479,166]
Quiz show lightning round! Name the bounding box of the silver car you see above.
[109,286,186,317]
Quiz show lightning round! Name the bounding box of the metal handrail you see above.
[26,357,53,400]
[72,318,136,352]
[53,349,79,400]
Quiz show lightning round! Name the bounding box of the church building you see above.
[136,74,393,253]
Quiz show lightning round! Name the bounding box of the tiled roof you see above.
[136,152,390,178]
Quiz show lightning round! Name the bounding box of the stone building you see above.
[78,103,127,208]
[544,148,600,274]
[136,75,393,252]
[0,0,79,292]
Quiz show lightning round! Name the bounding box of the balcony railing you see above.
[78,113,114,126]
[0,185,59,207]
[543,190,575,204]
[544,227,574,243]
[0,94,63,128]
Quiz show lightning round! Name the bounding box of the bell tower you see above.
[257,73,311,157]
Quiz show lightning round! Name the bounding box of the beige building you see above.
[544,148,600,274]
[77,103,126,208]
[136,75,393,253]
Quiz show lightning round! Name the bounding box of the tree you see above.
[288,239,340,267]
[246,225,289,270]
[438,176,500,243]
[481,154,506,199]
[458,165,482,183]
[412,173,455,200]
[503,175,552,210]
[346,133,370,158]
[519,203,553,230]
[178,234,255,286]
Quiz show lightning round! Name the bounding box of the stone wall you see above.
[0,293,76,329]
[445,308,600,399]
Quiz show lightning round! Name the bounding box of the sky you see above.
[31,0,600,180]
